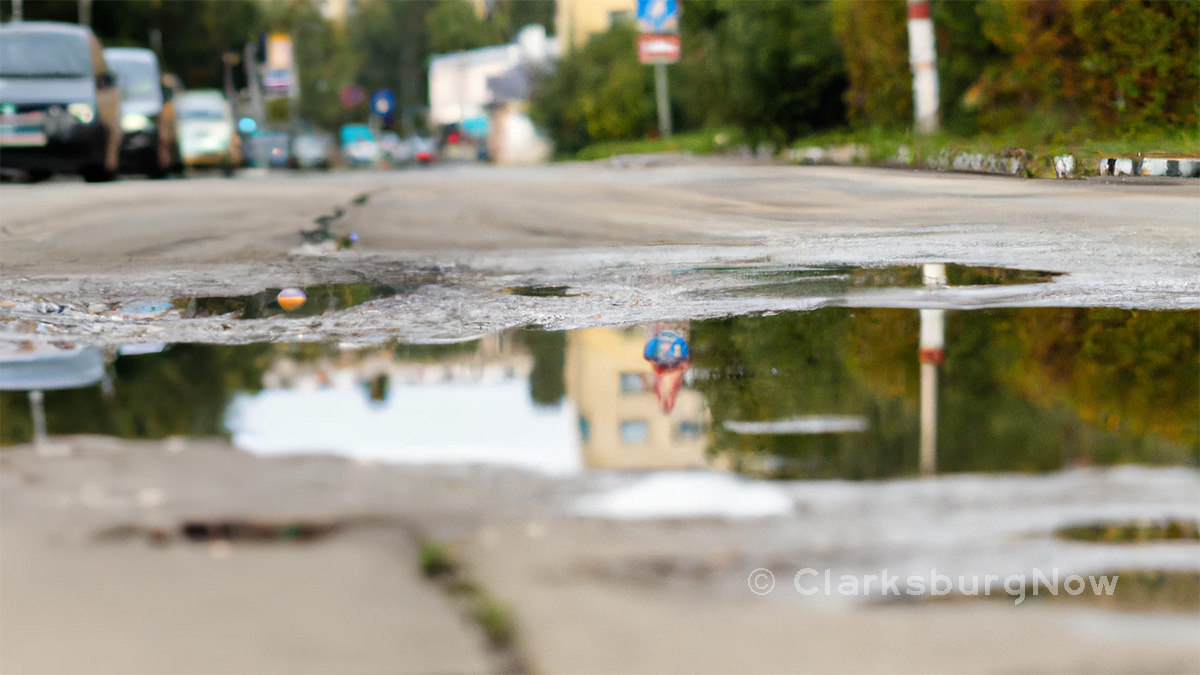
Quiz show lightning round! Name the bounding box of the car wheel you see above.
[81,166,117,183]
[147,143,170,179]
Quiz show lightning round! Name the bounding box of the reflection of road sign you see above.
[644,331,689,369]
[371,89,395,116]
[638,34,681,64]
[340,85,365,109]
[637,0,680,34]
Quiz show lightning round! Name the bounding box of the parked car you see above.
[437,122,478,162]
[242,130,289,169]
[0,21,122,182]
[175,89,240,175]
[412,135,437,164]
[104,47,178,178]
[291,131,333,170]
[339,124,380,167]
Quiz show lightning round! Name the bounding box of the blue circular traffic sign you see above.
[371,89,395,116]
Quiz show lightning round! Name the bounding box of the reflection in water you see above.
[0,343,108,448]
[693,308,1197,478]
[1,309,1196,479]
[919,263,948,475]
[643,328,691,414]
[568,327,711,470]
[173,283,409,320]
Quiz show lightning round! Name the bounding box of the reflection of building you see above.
[261,333,532,391]
[556,0,635,49]
[566,327,717,470]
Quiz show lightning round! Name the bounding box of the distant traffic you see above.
[0,20,462,183]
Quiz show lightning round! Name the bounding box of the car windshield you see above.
[178,98,226,121]
[0,31,91,78]
[107,57,159,101]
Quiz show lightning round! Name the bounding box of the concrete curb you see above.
[785,144,1199,179]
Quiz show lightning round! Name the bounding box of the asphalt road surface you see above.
[1,158,1196,344]
[1,159,1198,674]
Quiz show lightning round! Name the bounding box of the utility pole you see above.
[78,0,91,26]
[905,0,940,135]
[12,0,22,21]
[244,41,265,123]
[28,390,47,449]
[150,28,163,58]
[653,62,672,139]
[222,50,238,120]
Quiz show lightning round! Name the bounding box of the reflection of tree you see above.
[1007,309,1199,454]
[693,309,914,479]
[1,345,273,445]
[692,308,1198,479]
[519,329,566,408]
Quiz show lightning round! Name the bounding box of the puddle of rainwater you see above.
[171,283,413,320]
[679,264,1060,297]
[503,285,577,297]
[1056,520,1200,543]
[2,308,1195,480]
[910,570,1200,614]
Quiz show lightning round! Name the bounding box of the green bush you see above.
[531,22,656,155]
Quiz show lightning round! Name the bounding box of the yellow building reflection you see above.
[566,327,721,470]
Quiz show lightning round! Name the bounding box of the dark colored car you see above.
[105,47,179,178]
[0,21,122,182]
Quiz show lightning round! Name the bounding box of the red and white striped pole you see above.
[906,0,940,135]
[919,263,946,476]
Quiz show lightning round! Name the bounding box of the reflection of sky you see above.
[226,380,582,475]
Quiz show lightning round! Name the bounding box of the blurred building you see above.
[556,0,635,49]
[427,25,560,128]
[566,327,717,470]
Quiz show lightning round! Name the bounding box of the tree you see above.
[530,22,655,154]
[351,0,437,132]
[426,0,504,54]
[264,0,364,130]
[693,0,848,143]
[830,0,910,130]
[973,0,1199,134]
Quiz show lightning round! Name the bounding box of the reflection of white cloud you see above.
[723,416,868,435]
[227,380,582,476]
[573,472,794,520]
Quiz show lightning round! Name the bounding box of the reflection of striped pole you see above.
[919,263,946,476]
[29,390,47,449]
[906,0,940,135]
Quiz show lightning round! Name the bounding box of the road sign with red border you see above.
[638,34,681,65]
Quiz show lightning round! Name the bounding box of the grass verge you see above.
[570,128,746,161]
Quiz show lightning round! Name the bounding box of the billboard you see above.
[264,33,295,99]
